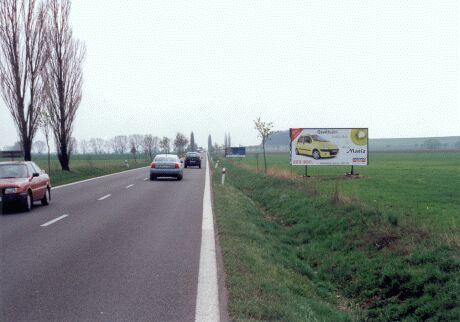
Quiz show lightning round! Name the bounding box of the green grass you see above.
[235,152,460,233]
[211,152,460,321]
[1,154,150,186]
[213,176,354,322]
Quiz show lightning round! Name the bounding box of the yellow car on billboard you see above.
[295,134,339,159]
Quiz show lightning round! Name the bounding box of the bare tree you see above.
[152,136,159,154]
[213,142,223,155]
[189,131,196,152]
[254,117,274,173]
[95,138,104,154]
[69,136,77,154]
[103,139,112,154]
[110,135,128,154]
[0,0,48,161]
[38,108,51,173]
[89,137,104,154]
[224,132,232,155]
[44,0,85,170]
[129,134,143,152]
[79,138,88,154]
[89,138,97,154]
[142,134,157,161]
[33,139,45,154]
[129,134,143,162]
[159,137,171,154]
[174,132,188,157]
[208,134,212,153]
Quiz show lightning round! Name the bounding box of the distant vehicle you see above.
[150,154,183,181]
[295,135,339,159]
[184,152,201,168]
[0,161,51,212]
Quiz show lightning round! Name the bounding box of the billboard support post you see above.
[347,165,359,176]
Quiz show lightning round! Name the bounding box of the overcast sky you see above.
[1,0,459,149]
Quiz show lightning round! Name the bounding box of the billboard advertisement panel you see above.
[225,147,246,158]
[290,128,368,166]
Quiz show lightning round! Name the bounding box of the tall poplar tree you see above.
[207,134,212,153]
[190,131,196,152]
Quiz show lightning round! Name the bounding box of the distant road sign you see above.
[225,147,246,158]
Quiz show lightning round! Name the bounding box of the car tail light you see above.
[151,163,156,168]
[175,163,180,169]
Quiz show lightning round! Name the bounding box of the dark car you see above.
[150,154,183,181]
[184,152,201,168]
[0,161,51,212]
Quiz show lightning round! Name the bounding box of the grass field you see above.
[1,154,150,186]
[211,152,460,321]
[230,152,460,233]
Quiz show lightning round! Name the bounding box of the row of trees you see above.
[31,131,201,160]
[0,0,85,170]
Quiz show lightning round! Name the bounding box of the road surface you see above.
[1,160,214,321]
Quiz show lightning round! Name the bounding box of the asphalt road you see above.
[0,161,207,321]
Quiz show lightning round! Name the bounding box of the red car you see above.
[0,161,51,212]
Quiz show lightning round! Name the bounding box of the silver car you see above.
[150,154,183,181]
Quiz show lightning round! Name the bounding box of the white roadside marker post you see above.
[221,168,226,185]
[215,160,219,169]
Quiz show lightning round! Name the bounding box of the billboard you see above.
[290,128,368,166]
[225,147,246,158]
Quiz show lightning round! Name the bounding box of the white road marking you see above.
[126,184,134,189]
[143,178,149,181]
[52,166,149,190]
[41,215,69,227]
[97,194,111,201]
[195,155,220,322]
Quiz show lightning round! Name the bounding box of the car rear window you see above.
[0,164,29,178]
[154,156,178,162]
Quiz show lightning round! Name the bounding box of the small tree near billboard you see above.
[254,117,274,174]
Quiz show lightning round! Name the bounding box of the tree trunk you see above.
[45,132,51,174]
[47,149,51,174]
[23,138,32,161]
[263,141,267,174]
[58,142,70,171]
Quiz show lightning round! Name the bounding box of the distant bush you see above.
[421,139,441,150]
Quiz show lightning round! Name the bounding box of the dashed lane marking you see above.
[41,215,69,227]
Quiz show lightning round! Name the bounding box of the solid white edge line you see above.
[51,166,149,190]
[97,194,111,201]
[41,214,69,227]
[195,155,220,322]
[126,184,134,189]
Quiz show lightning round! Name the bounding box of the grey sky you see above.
[1,0,459,149]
